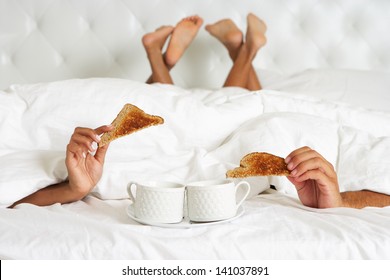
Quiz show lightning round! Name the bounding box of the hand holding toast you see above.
[66,125,113,196]
[285,146,342,208]
[227,147,342,208]
[9,125,113,208]
[65,104,164,198]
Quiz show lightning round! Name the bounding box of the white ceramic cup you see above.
[127,181,185,224]
[186,179,250,222]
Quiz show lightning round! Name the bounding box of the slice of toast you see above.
[99,104,164,146]
[226,152,290,178]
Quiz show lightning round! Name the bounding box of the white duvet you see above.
[0,76,390,259]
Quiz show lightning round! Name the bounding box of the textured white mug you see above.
[186,179,250,222]
[127,181,185,224]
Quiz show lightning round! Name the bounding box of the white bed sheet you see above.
[0,71,390,259]
[2,191,390,260]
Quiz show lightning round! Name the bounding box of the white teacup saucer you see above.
[126,205,244,229]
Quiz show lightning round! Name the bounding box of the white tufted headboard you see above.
[1,0,389,90]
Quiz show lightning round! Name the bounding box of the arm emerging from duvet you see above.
[285,146,390,209]
[9,126,112,208]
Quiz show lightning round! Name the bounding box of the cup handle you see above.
[235,181,250,210]
[127,182,137,203]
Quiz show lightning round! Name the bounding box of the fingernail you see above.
[95,134,101,142]
[285,156,291,164]
[82,152,86,159]
[291,169,297,176]
[287,162,294,170]
[91,142,97,151]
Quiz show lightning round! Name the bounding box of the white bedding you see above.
[1,73,390,259]
[2,192,390,260]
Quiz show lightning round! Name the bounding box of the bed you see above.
[1,0,390,260]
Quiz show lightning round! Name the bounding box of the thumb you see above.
[287,176,304,190]
[94,142,110,164]
[94,124,113,137]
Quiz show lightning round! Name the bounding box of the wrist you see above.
[323,192,343,208]
[340,192,352,208]
[67,180,91,201]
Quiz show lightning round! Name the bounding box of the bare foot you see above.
[165,15,203,67]
[142,25,174,55]
[205,19,243,59]
[246,13,267,56]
